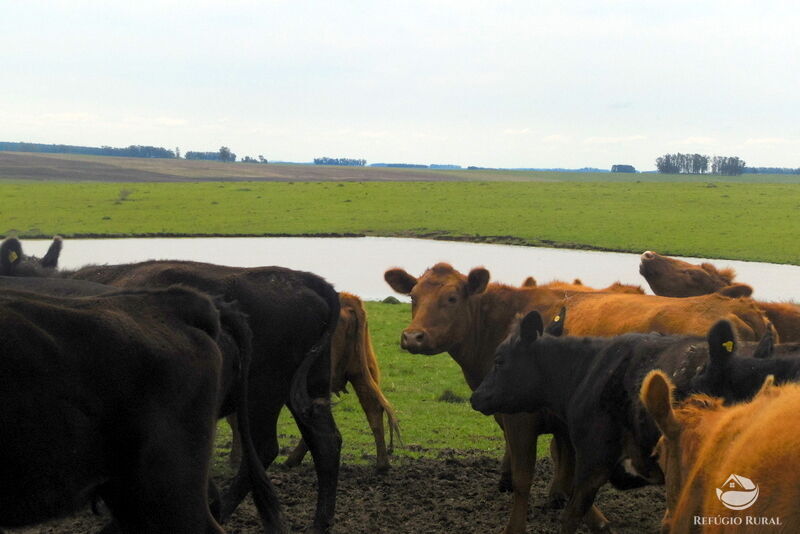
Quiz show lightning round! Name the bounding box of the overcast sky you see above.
[1,1,798,170]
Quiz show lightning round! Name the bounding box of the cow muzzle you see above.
[400,329,436,354]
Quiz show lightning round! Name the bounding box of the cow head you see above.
[384,263,489,355]
[470,310,548,415]
[639,251,750,298]
[0,236,62,276]
[688,319,739,398]
[640,370,693,532]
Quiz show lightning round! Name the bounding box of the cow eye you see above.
[447,295,458,304]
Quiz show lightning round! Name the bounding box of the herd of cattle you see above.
[0,236,798,533]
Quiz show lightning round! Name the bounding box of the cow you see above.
[639,250,800,342]
[469,310,742,533]
[642,372,800,533]
[686,319,800,403]
[0,286,266,533]
[229,292,401,473]
[385,263,770,534]
[522,277,645,294]
[1,237,341,534]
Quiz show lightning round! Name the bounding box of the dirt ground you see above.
[9,453,664,534]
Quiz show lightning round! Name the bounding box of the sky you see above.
[1,1,798,170]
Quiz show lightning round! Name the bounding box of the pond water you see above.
[19,236,800,302]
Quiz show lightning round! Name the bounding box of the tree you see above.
[218,146,236,162]
[175,147,181,159]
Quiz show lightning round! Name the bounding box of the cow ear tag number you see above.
[722,341,734,352]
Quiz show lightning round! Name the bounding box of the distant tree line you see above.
[0,141,175,158]
[184,146,237,162]
[742,166,800,174]
[655,153,747,176]
[314,157,366,166]
[241,155,269,164]
[370,163,462,170]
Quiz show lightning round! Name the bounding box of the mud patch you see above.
[8,455,664,533]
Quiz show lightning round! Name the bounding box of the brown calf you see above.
[522,276,645,294]
[640,250,800,341]
[642,372,800,533]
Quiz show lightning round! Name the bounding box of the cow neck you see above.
[534,337,605,417]
[448,284,563,391]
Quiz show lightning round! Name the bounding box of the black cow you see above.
[1,237,342,533]
[687,320,800,403]
[0,286,238,533]
[470,311,717,534]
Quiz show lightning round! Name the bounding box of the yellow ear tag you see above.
[553,315,561,322]
[722,341,734,353]
[8,251,18,263]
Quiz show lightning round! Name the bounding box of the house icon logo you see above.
[716,474,759,510]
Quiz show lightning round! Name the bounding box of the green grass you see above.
[2,180,799,264]
[211,301,541,473]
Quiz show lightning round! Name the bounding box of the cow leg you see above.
[221,398,283,523]
[547,432,610,531]
[559,425,617,534]
[285,438,310,467]
[546,432,570,508]
[502,413,540,534]
[102,418,224,534]
[227,414,242,467]
[494,414,513,492]
[288,398,342,534]
[350,373,390,472]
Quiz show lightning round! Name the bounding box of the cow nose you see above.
[401,330,426,349]
[641,251,656,261]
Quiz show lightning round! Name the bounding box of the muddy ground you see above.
[10,453,664,534]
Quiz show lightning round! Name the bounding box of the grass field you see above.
[1,180,798,264]
[3,150,800,183]
[212,301,527,474]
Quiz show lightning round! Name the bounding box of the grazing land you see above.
[2,150,800,183]
[1,179,798,264]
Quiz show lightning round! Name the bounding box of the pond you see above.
[20,236,800,302]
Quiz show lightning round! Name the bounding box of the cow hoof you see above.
[304,526,331,534]
[375,463,391,474]
[498,473,513,493]
[284,457,301,468]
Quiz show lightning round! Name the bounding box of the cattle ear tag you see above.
[722,341,734,353]
[553,315,561,322]
[8,250,18,263]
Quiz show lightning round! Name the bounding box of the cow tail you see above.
[289,277,341,424]
[219,300,287,534]
[352,300,402,451]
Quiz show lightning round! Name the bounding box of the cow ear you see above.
[521,276,536,288]
[707,320,736,367]
[384,268,418,295]
[0,237,23,275]
[640,370,681,439]
[520,311,544,343]
[545,307,566,337]
[467,268,490,295]
[753,322,776,359]
[40,236,63,268]
[755,375,778,398]
[716,284,753,298]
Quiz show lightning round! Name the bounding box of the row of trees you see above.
[0,141,175,158]
[313,157,366,166]
[655,153,746,175]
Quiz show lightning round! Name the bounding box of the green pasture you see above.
[211,301,528,474]
[1,180,798,264]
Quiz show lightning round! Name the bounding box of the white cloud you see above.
[583,135,646,145]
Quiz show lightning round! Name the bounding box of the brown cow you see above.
[385,263,770,534]
[640,250,800,342]
[230,292,400,472]
[522,276,645,294]
[642,372,800,533]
